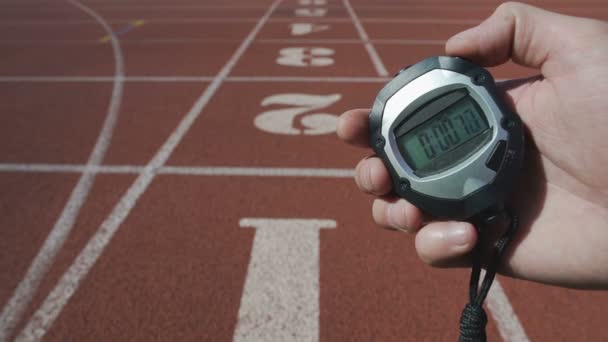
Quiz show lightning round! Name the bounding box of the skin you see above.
[337,2,608,289]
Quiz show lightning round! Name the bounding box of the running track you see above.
[1,0,608,341]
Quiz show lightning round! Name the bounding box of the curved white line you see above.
[14,0,281,340]
[0,1,125,341]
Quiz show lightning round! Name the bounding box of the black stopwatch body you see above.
[369,56,524,221]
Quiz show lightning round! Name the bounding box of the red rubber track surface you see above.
[1,0,608,341]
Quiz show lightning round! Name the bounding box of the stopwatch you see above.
[369,56,524,220]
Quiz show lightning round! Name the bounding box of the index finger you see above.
[337,108,370,148]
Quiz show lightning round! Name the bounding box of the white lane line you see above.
[0,76,215,82]
[0,39,242,45]
[118,76,211,82]
[227,76,390,82]
[9,5,271,12]
[72,5,270,10]
[0,38,444,45]
[349,4,607,10]
[0,1,125,340]
[0,76,115,82]
[487,280,530,342]
[0,164,138,174]
[226,76,510,83]
[0,17,479,25]
[373,39,445,45]
[0,4,473,11]
[260,38,444,45]
[0,18,262,25]
[343,0,388,77]
[0,164,355,178]
[14,1,282,340]
[0,76,213,82]
[0,76,391,83]
[361,18,480,24]
[160,166,354,178]
[5,3,604,10]
[260,38,360,44]
[235,218,336,342]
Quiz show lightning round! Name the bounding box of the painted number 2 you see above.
[255,93,342,135]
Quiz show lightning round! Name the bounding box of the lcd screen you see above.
[397,96,491,173]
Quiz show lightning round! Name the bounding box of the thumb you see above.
[445,2,594,70]
[415,221,478,268]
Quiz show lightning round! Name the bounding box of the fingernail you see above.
[444,223,470,247]
[446,29,475,49]
[449,27,475,41]
[362,164,373,192]
[448,30,467,41]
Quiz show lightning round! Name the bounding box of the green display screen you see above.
[397,96,490,173]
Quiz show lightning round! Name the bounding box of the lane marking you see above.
[228,76,391,82]
[0,1,126,340]
[261,38,445,45]
[361,18,480,24]
[289,23,330,36]
[0,18,261,25]
[0,164,137,174]
[255,93,342,135]
[61,5,271,11]
[0,38,445,45]
[99,19,144,43]
[235,218,336,342]
[0,76,214,82]
[276,47,335,67]
[14,1,283,340]
[372,38,444,45]
[343,0,388,76]
[161,166,354,178]
[488,280,530,342]
[0,164,355,178]
[5,4,607,11]
[265,38,360,44]
[0,76,391,83]
[295,8,328,17]
[0,18,481,25]
[298,0,328,4]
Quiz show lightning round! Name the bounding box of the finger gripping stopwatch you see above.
[369,56,525,221]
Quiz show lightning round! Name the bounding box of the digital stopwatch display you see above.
[395,95,491,175]
[369,56,524,219]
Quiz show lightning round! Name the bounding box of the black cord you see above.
[458,209,519,342]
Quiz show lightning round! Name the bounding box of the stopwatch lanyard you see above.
[458,209,519,342]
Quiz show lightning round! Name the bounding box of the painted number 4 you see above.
[255,93,342,135]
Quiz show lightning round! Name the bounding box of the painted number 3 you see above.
[276,47,335,67]
[255,93,342,135]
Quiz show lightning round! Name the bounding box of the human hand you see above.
[338,2,608,289]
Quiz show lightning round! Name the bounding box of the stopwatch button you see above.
[486,140,507,171]
[395,65,412,77]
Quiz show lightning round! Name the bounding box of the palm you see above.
[501,66,608,288]
[338,5,608,288]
